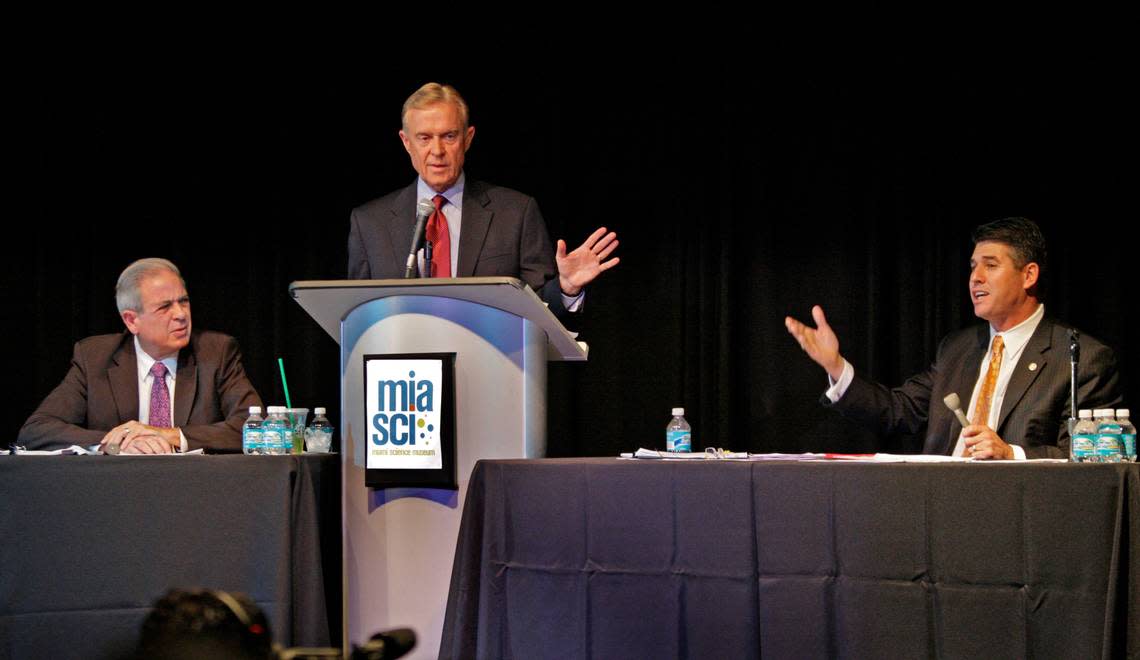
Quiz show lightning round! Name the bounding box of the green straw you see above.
[278,357,294,424]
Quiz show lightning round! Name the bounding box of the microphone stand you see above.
[1069,329,1080,435]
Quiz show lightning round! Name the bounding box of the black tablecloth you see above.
[0,454,340,660]
[442,458,1139,659]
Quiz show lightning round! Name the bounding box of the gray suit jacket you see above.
[829,317,1123,458]
[347,178,567,315]
[18,331,262,452]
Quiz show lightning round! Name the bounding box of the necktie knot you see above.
[991,335,1004,356]
[433,194,445,211]
[150,362,169,379]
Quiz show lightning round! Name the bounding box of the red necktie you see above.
[425,194,451,277]
[149,362,172,428]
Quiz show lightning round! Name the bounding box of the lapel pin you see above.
[1028,362,1038,372]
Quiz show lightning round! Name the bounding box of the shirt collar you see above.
[133,336,178,380]
[990,303,1045,355]
[417,172,465,209]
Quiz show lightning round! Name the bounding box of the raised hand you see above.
[556,227,620,296]
[785,305,845,380]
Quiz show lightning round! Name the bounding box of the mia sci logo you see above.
[365,359,443,470]
[372,370,436,447]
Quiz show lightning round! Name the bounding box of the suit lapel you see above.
[996,318,1052,434]
[108,334,140,423]
[385,180,420,272]
[952,326,992,398]
[173,343,198,428]
[457,180,492,277]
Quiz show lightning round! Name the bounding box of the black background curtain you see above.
[9,67,1135,458]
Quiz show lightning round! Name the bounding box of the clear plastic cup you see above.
[286,408,308,455]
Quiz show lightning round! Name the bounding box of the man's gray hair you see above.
[401,82,470,131]
[115,258,184,313]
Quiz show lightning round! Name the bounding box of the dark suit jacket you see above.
[829,317,1123,458]
[18,331,262,452]
[347,178,567,315]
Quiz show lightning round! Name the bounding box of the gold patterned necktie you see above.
[961,335,1005,456]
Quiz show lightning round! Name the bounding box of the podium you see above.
[290,278,586,659]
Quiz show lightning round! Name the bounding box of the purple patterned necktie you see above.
[149,362,172,428]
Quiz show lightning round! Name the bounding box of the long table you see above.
[442,458,1139,659]
[0,454,340,660]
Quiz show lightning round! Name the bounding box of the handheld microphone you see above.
[942,392,971,428]
[405,199,436,279]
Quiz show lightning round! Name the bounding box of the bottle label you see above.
[667,430,691,452]
[262,423,285,454]
[1071,434,1096,461]
[1122,433,1136,459]
[1096,432,1122,461]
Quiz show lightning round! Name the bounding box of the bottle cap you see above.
[249,406,262,414]
[672,407,685,416]
[1116,409,1130,418]
[1094,409,1112,418]
[315,407,326,415]
[1078,409,1092,418]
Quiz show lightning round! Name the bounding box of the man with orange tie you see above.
[18,258,262,454]
[785,217,1122,459]
[346,82,619,316]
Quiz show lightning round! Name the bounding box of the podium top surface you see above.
[289,277,588,361]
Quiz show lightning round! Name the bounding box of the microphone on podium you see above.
[405,199,436,279]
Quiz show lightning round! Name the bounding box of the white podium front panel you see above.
[341,295,546,659]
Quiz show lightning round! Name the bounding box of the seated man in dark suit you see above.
[347,82,619,315]
[785,217,1122,459]
[18,258,262,454]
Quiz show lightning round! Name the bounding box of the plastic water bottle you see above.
[1094,409,1123,463]
[260,407,278,455]
[1117,409,1136,463]
[1070,409,1096,463]
[666,407,692,452]
[273,406,293,456]
[305,407,334,453]
[242,406,264,455]
[273,406,292,456]
[263,406,289,456]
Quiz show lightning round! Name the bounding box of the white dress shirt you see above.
[134,336,188,451]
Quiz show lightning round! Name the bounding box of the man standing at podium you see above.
[347,82,619,316]
[18,258,262,454]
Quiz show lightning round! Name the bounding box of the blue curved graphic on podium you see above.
[342,296,524,371]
